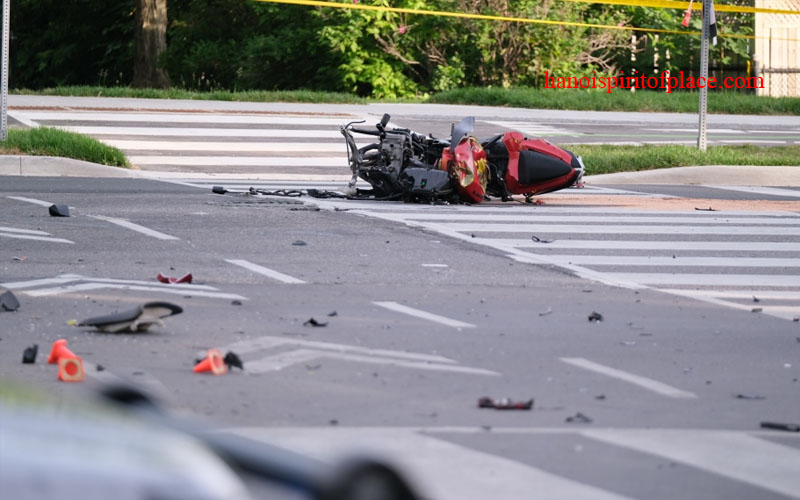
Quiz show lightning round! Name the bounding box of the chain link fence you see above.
[758,67,800,97]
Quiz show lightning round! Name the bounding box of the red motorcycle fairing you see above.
[502,131,580,195]
[441,136,490,204]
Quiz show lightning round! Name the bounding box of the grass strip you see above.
[429,87,800,115]
[568,144,800,175]
[0,127,129,168]
[16,86,366,105]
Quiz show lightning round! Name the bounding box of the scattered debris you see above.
[48,204,70,217]
[694,207,717,211]
[0,290,20,312]
[327,311,338,317]
[231,300,243,306]
[223,351,244,371]
[620,341,637,346]
[753,296,761,303]
[79,302,183,333]
[96,364,105,372]
[538,307,553,317]
[22,344,38,364]
[12,256,26,262]
[292,240,307,246]
[734,393,766,401]
[761,421,800,432]
[531,235,554,243]
[477,397,533,410]
[305,364,322,371]
[304,318,328,327]
[565,412,593,424]
[595,394,606,400]
[588,311,603,322]
[329,419,339,426]
[211,186,228,194]
[751,307,763,313]
[66,319,78,326]
[157,272,193,284]
[194,348,227,375]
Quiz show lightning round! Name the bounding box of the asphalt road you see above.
[2,175,800,500]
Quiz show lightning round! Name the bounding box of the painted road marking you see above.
[476,238,800,252]
[0,232,75,244]
[545,255,800,267]
[421,263,449,268]
[103,140,356,152]
[420,222,800,236]
[0,226,51,235]
[373,301,476,329]
[560,357,698,399]
[702,185,800,198]
[15,111,352,126]
[225,259,306,284]
[227,427,635,500]
[90,215,179,240]
[128,156,345,167]
[6,195,56,207]
[389,213,800,225]
[220,335,498,376]
[62,126,346,138]
[582,430,800,499]
[607,273,800,287]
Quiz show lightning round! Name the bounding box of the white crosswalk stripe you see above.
[224,426,800,500]
[485,120,581,137]
[9,108,369,174]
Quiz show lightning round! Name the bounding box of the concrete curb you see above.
[1,155,798,186]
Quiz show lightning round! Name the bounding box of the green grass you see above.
[569,144,800,175]
[1,127,129,167]
[429,87,800,115]
[16,86,366,104]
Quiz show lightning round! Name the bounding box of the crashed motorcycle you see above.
[340,113,585,204]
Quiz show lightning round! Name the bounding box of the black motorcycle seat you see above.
[518,149,572,185]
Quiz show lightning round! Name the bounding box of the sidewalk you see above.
[2,155,799,186]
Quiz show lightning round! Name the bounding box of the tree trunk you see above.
[133,0,170,88]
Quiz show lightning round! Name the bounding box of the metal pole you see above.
[697,0,710,151]
[1,0,9,141]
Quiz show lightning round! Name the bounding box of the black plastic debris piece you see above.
[48,204,70,217]
[79,302,183,333]
[304,318,328,327]
[231,300,243,306]
[753,296,761,303]
[695,207,717,211]
[477,397,533,410]
[22,344,38,364]
[538,307,553,317]
[223,351,244,371]
[761,421,800,432]
[751,307,763,313]
[595,394,606,400]
[588,311,603,322]
[212,186,228,194]
[96,364,105,372]
[734,393,766,400]
[0,290,20,312]
[565,412,593,424]
[531,235,554,243]
[327,311,338,317]
[292,240,307,246]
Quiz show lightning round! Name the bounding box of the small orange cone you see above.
[194,348,227,375]
[58,356,85,382]
[48,339,77,364]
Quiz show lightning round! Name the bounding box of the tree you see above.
[133,0,170,88]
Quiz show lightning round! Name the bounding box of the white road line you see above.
[373,301,476,329]
[608,273,800,287]
[103,140,355,152]
[716,139,787,144]
[225,259,306,284]
[7,111,39,128]
[421,263,449,268]
[24,282,247,300]
[423,222,800,236]
[582,430,800,499]
[477,238,800,252]
[0,226,50,235]
[702,185,800,198]
[2,274,216,291]
[660,289,800,301]
[546,255,800,267]
[128,156,346,167]
[646,128,746,134]
[659,290,800,322]
[561,357,698,399]
[396,214,800,225]
[222,335,457,363]
[6,195,54,207]
[61,126,345,138]
[16,111,352,125]
[90,215,179,240]
[227,427,635,500]
[246,349,499,376]
[0,232,75,244]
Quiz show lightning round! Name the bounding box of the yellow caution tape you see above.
[560,0,800,16]
[253,0,799,41]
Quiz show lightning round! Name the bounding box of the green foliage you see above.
[571,144,800,175]
[1,127,129,167]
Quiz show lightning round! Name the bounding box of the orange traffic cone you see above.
[58,356,85,382]
[48,339,77,364]
[194,348,227,375]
